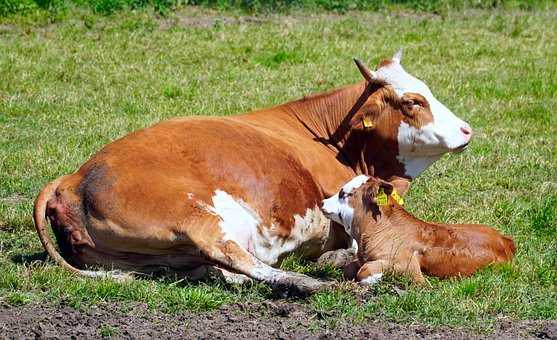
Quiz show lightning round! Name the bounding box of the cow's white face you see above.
[375,51,473,178]
[321,175,369,234]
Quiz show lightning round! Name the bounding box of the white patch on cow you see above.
[360,273,383,285]
[200,190,332,266]
[375,59,472,168]
[396,121,443,178]
[205,190,260,252]
[187,192,194,200]
[254,206,331,265]
[321,175,369,234]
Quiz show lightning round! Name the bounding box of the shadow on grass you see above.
[11,251,48,265]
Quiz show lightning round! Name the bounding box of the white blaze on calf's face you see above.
[375,54,473,178]
[321,175,369,234]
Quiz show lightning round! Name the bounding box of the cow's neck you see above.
[286,82,406,179]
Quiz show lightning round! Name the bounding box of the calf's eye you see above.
[339,189,346,199]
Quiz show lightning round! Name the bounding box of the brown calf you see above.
[322,176,515,284]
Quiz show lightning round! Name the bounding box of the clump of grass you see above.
[280,254,343,280]
[99,324,119,337]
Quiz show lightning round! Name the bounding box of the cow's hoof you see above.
[317,248,357,268]
[271,273,333,298]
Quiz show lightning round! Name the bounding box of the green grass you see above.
[1,0,554,17]
[99,324,119,337]
[1,5,556,330]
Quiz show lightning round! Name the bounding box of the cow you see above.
[321,175,515,284]
[34,50,473,294]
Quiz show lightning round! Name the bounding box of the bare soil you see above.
[0,301,555,339]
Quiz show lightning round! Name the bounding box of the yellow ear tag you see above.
[362,117,374,129]
[391,190,404,206]
[376,188,388,206]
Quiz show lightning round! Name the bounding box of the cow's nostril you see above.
[461,126,472,136]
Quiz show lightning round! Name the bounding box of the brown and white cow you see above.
[321,175,515,284]
[34,50,472,294]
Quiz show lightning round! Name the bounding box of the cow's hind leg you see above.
[186,215,331,296]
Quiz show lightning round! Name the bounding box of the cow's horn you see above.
[353,58,376,83]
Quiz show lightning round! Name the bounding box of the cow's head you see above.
[349,50,472,178]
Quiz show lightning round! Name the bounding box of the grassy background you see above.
[1,0,555,17]
[1,3,556,331]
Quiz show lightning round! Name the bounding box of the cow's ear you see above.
[349,111,375,131]
[388,176,411,196]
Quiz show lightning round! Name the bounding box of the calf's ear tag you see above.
[376,188,388,206]
[391,190,404,205]
[362,117,374,129]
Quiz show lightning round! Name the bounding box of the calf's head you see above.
[349,50,473,178]
[321,175,406,234]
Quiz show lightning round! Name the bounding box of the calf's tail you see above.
[33,176,131,281]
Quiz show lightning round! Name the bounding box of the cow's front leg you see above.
[186,216,332,296]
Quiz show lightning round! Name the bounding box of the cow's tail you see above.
[33,176,132,281]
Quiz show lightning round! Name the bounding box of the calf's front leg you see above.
[356,256,425,284]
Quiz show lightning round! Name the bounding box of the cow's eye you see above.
[403,106,415,118]
[402,95,426,109]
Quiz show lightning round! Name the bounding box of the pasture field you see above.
[1,4,556,336]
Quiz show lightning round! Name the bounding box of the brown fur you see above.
[345,177,515,283]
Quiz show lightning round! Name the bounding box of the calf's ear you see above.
[377,179,394,196]
[388,176,411,196]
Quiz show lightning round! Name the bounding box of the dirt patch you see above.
[0,301,554,339]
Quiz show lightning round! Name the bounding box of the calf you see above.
[321,176,515,284]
